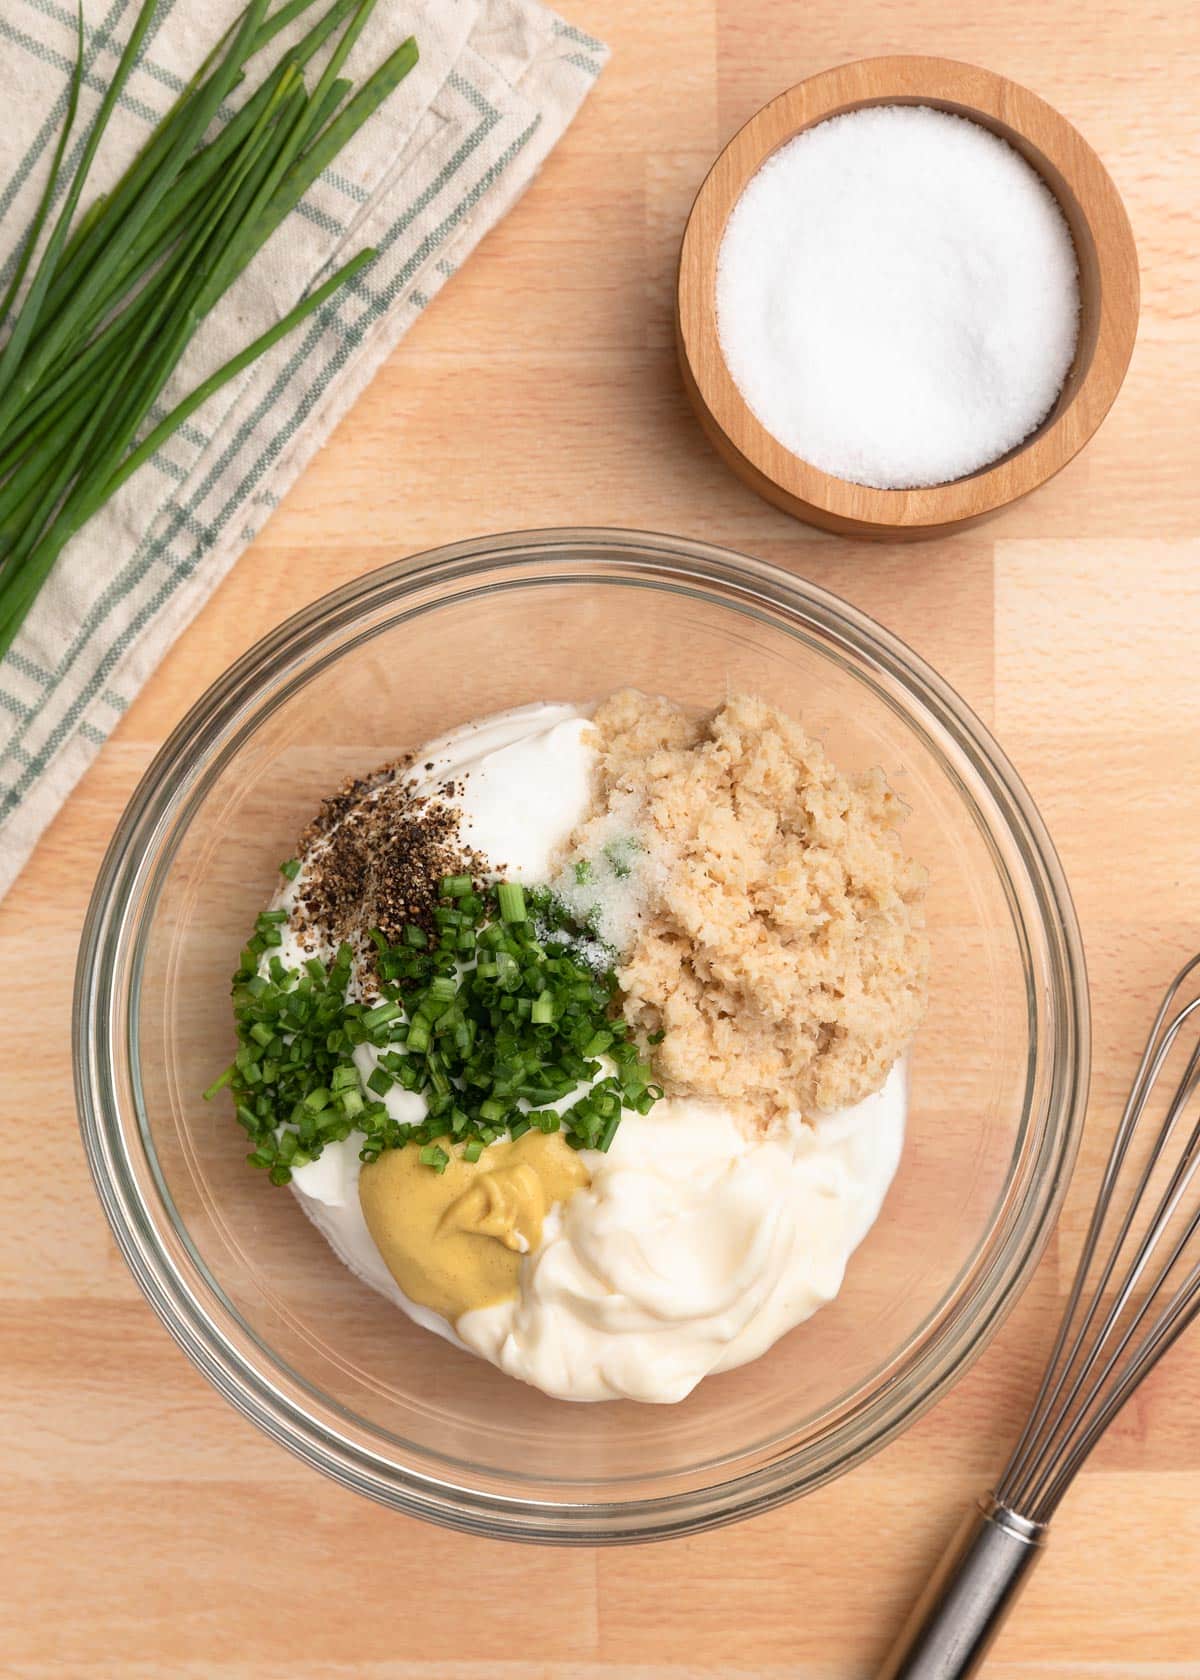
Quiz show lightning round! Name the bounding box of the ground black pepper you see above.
[290,762,485,988]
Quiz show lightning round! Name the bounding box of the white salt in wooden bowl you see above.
[676,56,1140,540]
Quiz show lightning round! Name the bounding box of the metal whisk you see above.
[879,954,1200,1680]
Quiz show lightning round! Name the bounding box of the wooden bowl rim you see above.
[677,55,1140,532]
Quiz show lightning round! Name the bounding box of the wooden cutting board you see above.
[2,1,1197,1674]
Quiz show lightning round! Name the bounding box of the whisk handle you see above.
[876,1496,1047,1680]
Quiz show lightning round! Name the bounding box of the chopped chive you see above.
[496,881,527,923]
[203,1064,235,1101]
[362,1000,401,1030]
[280,857,301,880]
[597,1112,621,1152]
[208,875,662,1173]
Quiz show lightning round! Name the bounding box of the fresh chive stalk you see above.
[0,9,84,332]
[0,0,419,660]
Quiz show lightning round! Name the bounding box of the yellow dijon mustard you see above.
[358,1131,590,1322]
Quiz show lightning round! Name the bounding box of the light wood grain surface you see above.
[3,1,1199,1676]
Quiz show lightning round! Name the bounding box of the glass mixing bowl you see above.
[75,528,1089,1541]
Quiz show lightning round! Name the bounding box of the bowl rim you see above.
[676,55,1140,538]
[74,527,1091,1540]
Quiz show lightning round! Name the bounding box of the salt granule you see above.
[551,801,662,961]
[715,105,1081,490]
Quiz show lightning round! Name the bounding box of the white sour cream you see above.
[283,702,908,1403]
[409,702,595,883]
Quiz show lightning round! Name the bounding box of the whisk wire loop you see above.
[1039,1232,1200,1513]
[998,967,1177,1500]
[877,957,1200,1680]
[996,957,1200,1522]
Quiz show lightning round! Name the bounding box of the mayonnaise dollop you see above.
[283,701,908,1403]
[459,1069,904,1401]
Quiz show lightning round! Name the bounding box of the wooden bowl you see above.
[676,56,1140,540]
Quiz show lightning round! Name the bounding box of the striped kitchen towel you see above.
[0,0,606,901]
